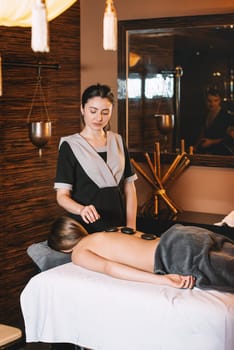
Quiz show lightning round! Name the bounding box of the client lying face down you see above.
[48,216,195,289]
[48,216,234,292]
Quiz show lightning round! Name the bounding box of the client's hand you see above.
[165,274,195,289]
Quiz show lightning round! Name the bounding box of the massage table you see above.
[21,262,234,350]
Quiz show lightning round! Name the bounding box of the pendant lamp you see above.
[31,0,50,52]
[103,0,117,51]
[27,68,52,157]
[0,0,77,52]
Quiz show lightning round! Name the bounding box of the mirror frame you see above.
[117,13,234,168]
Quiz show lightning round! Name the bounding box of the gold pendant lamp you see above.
[27,67,52,157]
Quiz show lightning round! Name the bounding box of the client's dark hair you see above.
[48,216,88,252]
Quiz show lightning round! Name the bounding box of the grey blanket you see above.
[154,224,234,293]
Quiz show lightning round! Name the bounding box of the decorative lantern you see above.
[27,68,52,157]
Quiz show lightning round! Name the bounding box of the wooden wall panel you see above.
[0,2,80,328]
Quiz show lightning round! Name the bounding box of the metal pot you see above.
[29,121,52,156]
[154,114,174,135]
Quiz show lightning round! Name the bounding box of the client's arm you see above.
[72,249,195,289]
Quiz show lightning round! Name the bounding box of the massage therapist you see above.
[54,83,138,233]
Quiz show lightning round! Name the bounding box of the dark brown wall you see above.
[0,2,80,328]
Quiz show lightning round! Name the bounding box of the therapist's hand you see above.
[80,204,100,224]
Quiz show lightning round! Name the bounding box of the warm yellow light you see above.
[0,0,77,53]
[129,52,141,67]
[0,0,77,27]
[212,71,221,77]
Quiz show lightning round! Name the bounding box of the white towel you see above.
[214,210,234,227]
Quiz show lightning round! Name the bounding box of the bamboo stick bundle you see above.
[144,152,170,215]
[131,138,191,217]
[131,158,179,215]
[144,152,181,213]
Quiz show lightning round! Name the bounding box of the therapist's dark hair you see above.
[81,83,115,108]
[205,87,222,99]
[48,216,88,252]
[81,84,114,131]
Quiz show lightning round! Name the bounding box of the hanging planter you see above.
[29,121,52,157]
[27,67,52,157]
[153,74,175,153]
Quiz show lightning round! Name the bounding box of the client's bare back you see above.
[73,231,159,272]
[72,230,195,290]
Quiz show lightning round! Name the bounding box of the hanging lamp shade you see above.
[27,69,52,157]
[29,121,52,157]
[103,0,117,51]
[31,0,50,52]
[0,0,77,27]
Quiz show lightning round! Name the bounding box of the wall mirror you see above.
[118,13,234,168]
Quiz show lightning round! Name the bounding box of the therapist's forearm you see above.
[57,192,84,215]
[56,191,100,224]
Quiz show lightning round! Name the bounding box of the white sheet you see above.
[20,262,234,350]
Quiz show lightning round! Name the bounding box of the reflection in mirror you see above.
[118,14,234,167]
[195,87,234,156]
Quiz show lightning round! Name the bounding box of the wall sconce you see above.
[1,60,60,154]
[103,0,117,51]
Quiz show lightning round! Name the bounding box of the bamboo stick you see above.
[155,142,161,178]
[166,157,190,185]
[180,139,185,153]
[153,151,157,174]
[144,152,163,189]
[154,195,159,216]
[189,146,194,155]
[131,159,158,189]
[161,152,186,185]
[156,189,178,214]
